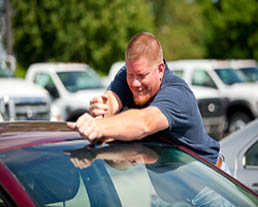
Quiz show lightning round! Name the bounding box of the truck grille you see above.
[0,97,50,121]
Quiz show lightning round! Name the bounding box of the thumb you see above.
[67,121,76,129]
[101,94,108,104]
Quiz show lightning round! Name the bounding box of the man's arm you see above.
[68,106,169,142]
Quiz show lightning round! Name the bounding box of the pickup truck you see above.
[168,59,258,134]
[26,63,106,121]
[0,61,51,121]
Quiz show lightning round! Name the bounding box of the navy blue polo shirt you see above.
[107,60,220,164]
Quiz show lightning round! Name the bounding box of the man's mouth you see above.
[138,87,143,92]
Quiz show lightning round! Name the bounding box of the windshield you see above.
[238,67,258,82]
[214,68,245,85]
[1,140,257,206]
[57,68,104,92]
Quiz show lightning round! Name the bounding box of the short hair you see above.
[125,32,163,64]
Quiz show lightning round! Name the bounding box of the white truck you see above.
[104,61,227,140]
[26,62,106,121]
[0,61,51,121]
[168,59,258,134]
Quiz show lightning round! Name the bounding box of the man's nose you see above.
[132,78,141,87]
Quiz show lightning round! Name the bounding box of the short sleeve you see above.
[150,85,194,131]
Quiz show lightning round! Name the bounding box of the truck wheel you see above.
[228,112,251,134]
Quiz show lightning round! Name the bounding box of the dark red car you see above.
[0,122,257,206]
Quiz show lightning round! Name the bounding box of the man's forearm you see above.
[96,106,169,141]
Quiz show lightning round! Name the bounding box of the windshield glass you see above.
[57,69,104,92]
[238,67,258,82]
[214,68,245,85]
[1,140,257,207]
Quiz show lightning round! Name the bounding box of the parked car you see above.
[26,63,106,121]
[220,118,258,194]
[1,121,257,206]
[230,59,258,83]
[0,60,51,121]
[167,59,258,134]
[105,61,228,140]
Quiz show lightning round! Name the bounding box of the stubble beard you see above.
[133,94,150,106]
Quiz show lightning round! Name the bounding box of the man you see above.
[67,32,222,167]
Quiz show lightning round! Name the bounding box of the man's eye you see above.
[138,74,148,79]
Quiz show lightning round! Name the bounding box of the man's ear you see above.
[158,62,165,80]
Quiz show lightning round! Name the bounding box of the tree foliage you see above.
[11,0,154,74]
[152,0,206,60]
[200,0,258,59]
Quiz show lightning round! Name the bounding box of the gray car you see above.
[220,118,258,193]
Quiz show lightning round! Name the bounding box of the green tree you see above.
[11,0,154,75]
[199,0,258,59]
[152,0,206,60]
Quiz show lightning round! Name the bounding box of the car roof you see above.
[167,59,232,70]
[28,63,89,72]
[0,122,82,152]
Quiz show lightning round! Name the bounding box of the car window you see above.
[57,68,104,92]
[34,72,59,99]
[245,140,258,167]
[214,68,245,85]
[0,64,14,78]
[191,69,217,89]
[239,67,258,82]
[1,141,257,206]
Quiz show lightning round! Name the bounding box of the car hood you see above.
[222,82,258,98]
[191,86,223,99]
[0,78,50,98]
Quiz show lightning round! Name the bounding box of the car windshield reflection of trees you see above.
[1,140,257,207]
[58,69,104,93]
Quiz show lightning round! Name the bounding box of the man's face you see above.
[126,57,164,106]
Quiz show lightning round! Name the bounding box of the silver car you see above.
[220,118,258,193]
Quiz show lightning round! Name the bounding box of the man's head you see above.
[125,32,165,106]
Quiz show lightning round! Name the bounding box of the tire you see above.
[228,112,251,134]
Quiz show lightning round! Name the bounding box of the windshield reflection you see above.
[65,141,257,207]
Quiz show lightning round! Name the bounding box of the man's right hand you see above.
[89,94,110,118]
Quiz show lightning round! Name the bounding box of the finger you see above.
[95,115,104,119]
[70,158,79,168]
[90,108,107,117]
[67,122,76,129]
[90,102,109,111]
[90,96,104,105]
